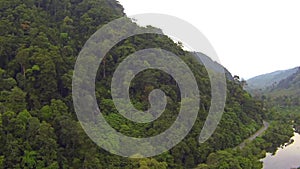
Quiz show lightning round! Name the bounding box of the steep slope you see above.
[193,52,234,81]
[0,0,265,168]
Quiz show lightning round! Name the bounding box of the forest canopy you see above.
[0,0,267,168]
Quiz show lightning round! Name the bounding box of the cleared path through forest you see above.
[236,121,269,149]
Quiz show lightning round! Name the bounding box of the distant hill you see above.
[267,67,300,97]
[246,67,300,106]
[246,67,299,91]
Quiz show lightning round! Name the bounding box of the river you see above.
[262,131,300,169]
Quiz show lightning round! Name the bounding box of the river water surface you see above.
[262,132,300,169]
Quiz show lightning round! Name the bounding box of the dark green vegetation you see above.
[202,76,300,169]
[195,107,299,169]
[195,120,294,169]
[267,106,300,133]
[0,0,277,168]
[199,76,300,169]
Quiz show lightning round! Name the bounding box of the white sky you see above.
[118,0,300,79]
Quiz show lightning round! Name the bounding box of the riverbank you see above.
[262,131,300,169]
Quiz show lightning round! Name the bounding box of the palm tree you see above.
[21,150,37,169]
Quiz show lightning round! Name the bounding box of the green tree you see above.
[21,150,37,169]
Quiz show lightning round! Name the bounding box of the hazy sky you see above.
[118,0,300,79]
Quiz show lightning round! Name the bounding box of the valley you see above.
[0,0,299,168]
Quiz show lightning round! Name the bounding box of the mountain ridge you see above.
[246,66,300,107]
[0,0,266,168]
[246,67,299,91]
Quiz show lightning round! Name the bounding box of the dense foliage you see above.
[0,0,268,168]
[196,107,299,169]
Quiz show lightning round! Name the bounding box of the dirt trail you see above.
[237,121,269,149]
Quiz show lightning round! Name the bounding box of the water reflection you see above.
[262,132,300,169]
